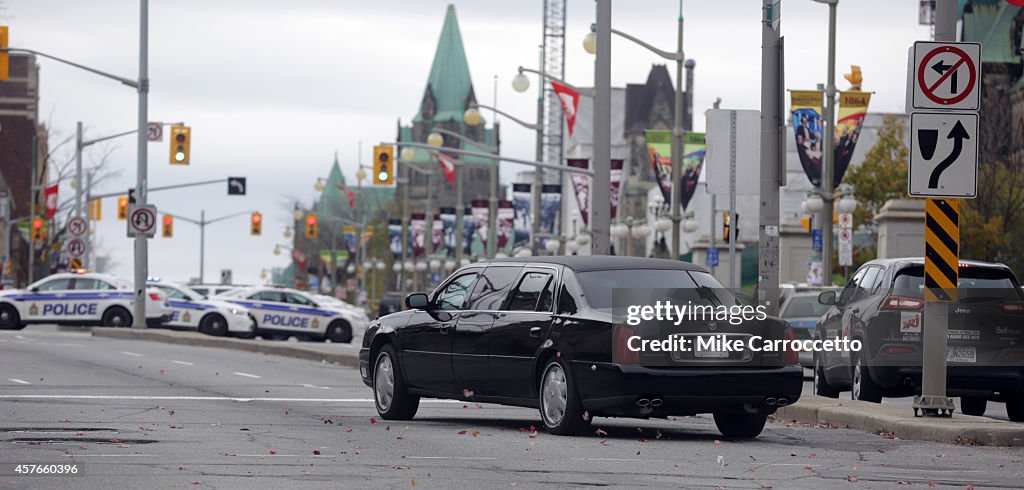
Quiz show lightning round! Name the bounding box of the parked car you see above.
[813,258,1024,420]
[378,292,404,318]
[778,286,840,367]
[218,286,368,342]
[147,281,256,337]
[189,283,249,298]
[360,256,803,439]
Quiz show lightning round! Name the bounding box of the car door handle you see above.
[529,327,542,337]
[439,324,451,334]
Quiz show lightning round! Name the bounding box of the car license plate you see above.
[946,346,976,363]
[694,346,729,358]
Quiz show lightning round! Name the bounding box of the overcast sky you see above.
[5,0,931,286]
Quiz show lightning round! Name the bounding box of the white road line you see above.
[121,351,144,357]
[171,360,194,366]
[571,458,665,462]
[233,454,334,458]
[63,454,157,458]
[0,395,463,403]
[233,371,261,379]
[406,456,498,461]
[7,379,31,385]
[301,383,330,390]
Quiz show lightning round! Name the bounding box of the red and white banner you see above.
[567,159,590,226]
[552,81,580,138]
[497,201,514,250]
[433,152,457,187]
[44,184,58,219]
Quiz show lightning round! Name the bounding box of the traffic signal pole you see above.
[159,209,258,284]
[758,0,783,316]
[132,0,150,329]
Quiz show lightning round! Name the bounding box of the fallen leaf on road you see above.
[313,450,321,455]
[269,451,277,455]
[714,440,722,448]
[472,431,480,437]
[600,440,609,446]
[595,428,608,436]
[240,428,250,431]
[847,476,859,482]
[457,430,467,435]
[411,479,416,486]
[583,411,591,421]
[463,389,474,398]
[370,418,377,424]
[805,467,814,471]
[716,456,724,467]
[392,465,409,470]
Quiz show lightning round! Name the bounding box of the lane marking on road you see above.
[171,360,194,366]
[232,454,334,458]
[571,458,665,463]
[121,351,144,357]
[63,454,157,458]
[54,343,84,347]
[0,395,463,403]
[406,456,498,461]
[301,384,331,390]
[233,372,261,379]
[7,379,31,385]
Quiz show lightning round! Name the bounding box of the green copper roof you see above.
[414,4,474,123]
[962,2,1022,63]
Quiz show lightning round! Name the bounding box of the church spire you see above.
[416,4,475,122]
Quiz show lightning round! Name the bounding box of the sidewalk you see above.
[775,395,1024,447]
[91,328,361,368]
[92,328,1024,446]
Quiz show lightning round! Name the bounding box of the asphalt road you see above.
[1,326,1023,489]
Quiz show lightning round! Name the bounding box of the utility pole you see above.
[758,0,783,316]
[591,0,611,255]
[532,48,544,255]
[820,0,838,288]
[669,2,686,259]
[75,122,83,219]
[131,0,149,329]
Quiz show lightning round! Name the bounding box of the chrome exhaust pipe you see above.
[765,397,778,406]
[636,398,650,407]
[650,398,663,407]
[777,398,789,407]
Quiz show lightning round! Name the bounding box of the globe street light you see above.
[314,180,325,192]
[426,132,444,148]
[283,227,292,238]
[273,245,282,256]
[511,72,530,93]
[293,209,305,221]
[582,31,597,55]
[464,107,482,126]
[400,147,416,163]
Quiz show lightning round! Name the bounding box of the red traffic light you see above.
[32,218,43,229]
[252,213,263,223]
[306,215,317,225]
[163,216,173,225]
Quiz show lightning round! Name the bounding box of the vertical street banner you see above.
[432,151,457,187]
[646,130,673,205]
[342,225,357,251]
[44,184,59,219]
[471,199,489,248]
[791,90,825,187]
[645,131,706,211]
[431,214,443,254]
[410,213,426,259]
[497,200,514,250]
[440,207,456,257]
[387,219,402,259]
[512,183,531,247]
[567,159,590,225]
[540,185,561,236]
[462,205,476,255]
[833,91,871,187]
[681,133,706,211]
[610,159,623,219]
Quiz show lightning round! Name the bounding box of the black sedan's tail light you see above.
[783,327,799,365]
[612,324,639,365]
[880,295,926,310]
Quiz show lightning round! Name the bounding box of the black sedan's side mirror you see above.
[405,293,430,310]
[817,290,837,306]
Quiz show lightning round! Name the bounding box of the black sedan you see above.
[813,258,1024,420]
[360,256,803,438]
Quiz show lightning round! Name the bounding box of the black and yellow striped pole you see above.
[924,198,959,302]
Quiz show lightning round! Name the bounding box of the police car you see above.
[0,272,170,330]
[216,286,367,342]
[147,281,256,338]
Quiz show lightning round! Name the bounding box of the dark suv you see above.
[813,258,1024,420]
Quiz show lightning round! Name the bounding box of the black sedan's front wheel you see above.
[373,344,419,420]
[538,358,587,436]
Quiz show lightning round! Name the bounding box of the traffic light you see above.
[0,26,9,81]
[250,212,262,236]
[162,215,173,238]
[723,212,730,242]
[117,197,129,220]
[169,125,191,165]
[304,213,318,239]
[373,145,394,185]
[31,217,44,242]
[89,198,102,221]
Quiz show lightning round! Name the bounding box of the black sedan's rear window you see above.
[577,269,736,310]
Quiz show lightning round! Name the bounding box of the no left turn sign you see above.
[147,122,163,142]
[911,41,981,110]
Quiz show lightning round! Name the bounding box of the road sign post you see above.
[127,205,157,238]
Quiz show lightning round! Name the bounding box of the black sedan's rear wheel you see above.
[814,352,839,398]
[538,358,587,436]
[374,344,419,420]
[713,411,768,439]
[959,396,987,416]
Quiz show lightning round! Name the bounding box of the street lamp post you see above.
[815,0,839,287]
[587,1,685,258]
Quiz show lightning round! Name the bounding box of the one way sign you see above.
[227,177,246,196]
[909,112,978,199]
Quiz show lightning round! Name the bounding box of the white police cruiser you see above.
[216,286,367,342]
[147,281,256,338]
[0,272,170,330]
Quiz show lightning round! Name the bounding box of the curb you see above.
[91,328,360,368]
[775,396,1024,446]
